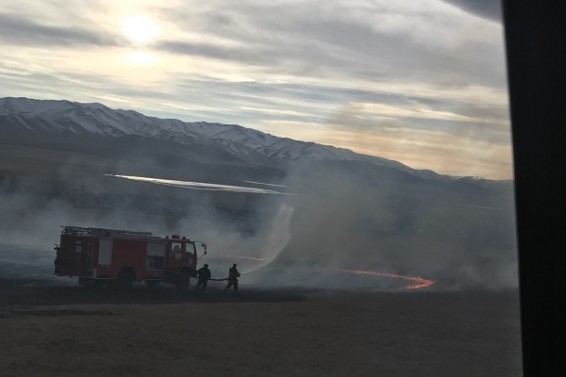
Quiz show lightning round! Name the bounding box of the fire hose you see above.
[205,275,241,282]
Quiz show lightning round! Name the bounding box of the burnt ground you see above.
[0,278,308,307]
[0,277,522,377]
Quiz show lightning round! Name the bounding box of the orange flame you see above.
[211,254,435,290]
[332,268,435,290]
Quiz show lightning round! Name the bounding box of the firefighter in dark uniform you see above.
[224,263,240,293]
[195,264,211,293]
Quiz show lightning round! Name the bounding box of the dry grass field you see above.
[0,280,522,377]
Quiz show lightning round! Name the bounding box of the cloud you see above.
[0,13,120,47]
[153,0,506,87]
[156,40,263,64]
[0,0,511,179]
[440,0,502,22]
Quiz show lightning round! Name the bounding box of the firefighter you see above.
[195,264,211,293]
[224,263,240,293]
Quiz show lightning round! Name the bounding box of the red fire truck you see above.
[54,226,207,289]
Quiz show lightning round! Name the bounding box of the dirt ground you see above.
[0,279,522,377]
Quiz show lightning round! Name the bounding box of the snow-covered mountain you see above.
[0,96,413,172]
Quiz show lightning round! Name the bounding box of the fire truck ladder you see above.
[61,226,153,238]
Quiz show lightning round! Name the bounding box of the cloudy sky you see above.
[0,0,511,179]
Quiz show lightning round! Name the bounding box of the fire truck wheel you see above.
[117,269,135,289]
[176,271,190,290]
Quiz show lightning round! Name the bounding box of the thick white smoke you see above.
[0,154,518,291]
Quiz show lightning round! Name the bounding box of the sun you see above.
[122,14,160,45]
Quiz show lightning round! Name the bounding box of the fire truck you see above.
[54,226,207,289]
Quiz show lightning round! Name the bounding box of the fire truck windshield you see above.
[187,242,197,256]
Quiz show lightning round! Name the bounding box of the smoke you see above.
[0,166,296,285]
[0,147,518,291]
[165,200,294,281]
[235,204,294,274]
[261,159,518,291]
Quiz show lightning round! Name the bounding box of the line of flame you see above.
[332,268,435,289]
[210,254,435,290]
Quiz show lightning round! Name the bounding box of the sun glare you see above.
[122,14,160,44]
[124,50,159,66]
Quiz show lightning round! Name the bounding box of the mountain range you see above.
[0,96,456,181]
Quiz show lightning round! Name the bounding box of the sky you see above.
[0,0,511,179]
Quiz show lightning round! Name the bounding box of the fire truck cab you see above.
[54,226,206,289]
